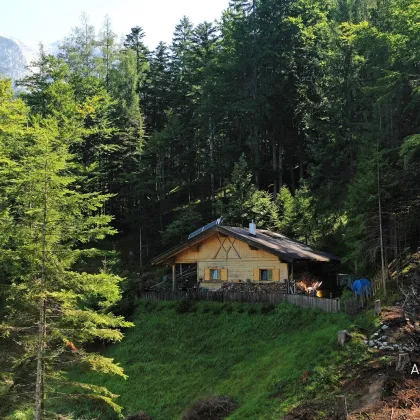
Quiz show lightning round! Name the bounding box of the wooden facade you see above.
[152,224,339,293]
[175,233,289,290]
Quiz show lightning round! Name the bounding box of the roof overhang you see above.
[151,225,339,266]
[151,227,219,265]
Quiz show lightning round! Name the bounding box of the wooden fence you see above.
[341,297,359,315]
[371,271,383,296]
[139,290,343,313]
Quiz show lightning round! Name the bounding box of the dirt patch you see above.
[352,373,386,412]
[381,307,406,328]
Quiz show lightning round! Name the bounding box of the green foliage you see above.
[161,209,202,245]
[352,309,381,335]
[0,81,131,418]
[276,186,295,236]
[339,288,355,302]
[226,155,281,230]
[3,0,420,414]
[247,190,280,231]
[226,154,255,226]
[11,0,420,280]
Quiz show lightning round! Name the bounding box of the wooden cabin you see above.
[151,221,339,295]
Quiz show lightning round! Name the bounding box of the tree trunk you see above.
[290,164,295,192]
[35,300,46,420]
[209,117,215,215]
[271,132,277,199]
[377,135,386,295]
[278,143,283,189]
[139,227,143,268]
[298,146,304,182]
[35,162,48,420]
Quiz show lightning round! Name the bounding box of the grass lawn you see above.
[58,301,369,419]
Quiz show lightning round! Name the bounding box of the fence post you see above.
[396,353,410,372]
[335,395,348,419]
[375,299,381,316]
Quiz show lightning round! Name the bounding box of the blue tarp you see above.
[351,278,372,296]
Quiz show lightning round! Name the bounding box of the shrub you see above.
[183,396,238,420]
[176,299,197,314]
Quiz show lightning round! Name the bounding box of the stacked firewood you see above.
[219,282,287,294]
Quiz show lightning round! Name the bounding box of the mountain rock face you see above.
[0,36,27,82]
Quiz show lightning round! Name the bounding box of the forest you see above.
[0,0,419,418]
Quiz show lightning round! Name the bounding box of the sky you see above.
[1,0,230,50]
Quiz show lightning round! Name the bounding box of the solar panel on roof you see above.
[188,217,224,240]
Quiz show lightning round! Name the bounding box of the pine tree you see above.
[276,186,295,236]
[59,13,98,78]
[0,82,132,419]
[226,154,255,227]
[124,26,149,79]
[98,15,118,89]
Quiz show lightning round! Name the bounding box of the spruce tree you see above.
[0,83,132,418]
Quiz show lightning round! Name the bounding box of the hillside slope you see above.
[61,302,370,420]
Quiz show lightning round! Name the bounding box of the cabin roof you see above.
[151,225,339,265]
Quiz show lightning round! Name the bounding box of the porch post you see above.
[172,264,176,292]
[290,262,294,294]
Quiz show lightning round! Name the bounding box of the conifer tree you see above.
[124,26,149,80]
[0,83,132,419]
[99,15,118,89]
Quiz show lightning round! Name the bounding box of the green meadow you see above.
[56,301,373,419]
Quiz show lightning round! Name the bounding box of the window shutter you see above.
[204,268,210,281]
[273,269,280,281]
[253,269,260,281]
[221,269,228,281]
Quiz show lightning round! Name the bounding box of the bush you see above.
[176,299,197,314]
[340,288,354,302]
[183,396,238,420]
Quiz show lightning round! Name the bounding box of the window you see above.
[260,269,273,281]
[205,268,228,281]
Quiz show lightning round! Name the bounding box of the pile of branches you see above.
[219,282,287,294]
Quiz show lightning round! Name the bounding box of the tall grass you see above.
[57,301,359,419]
